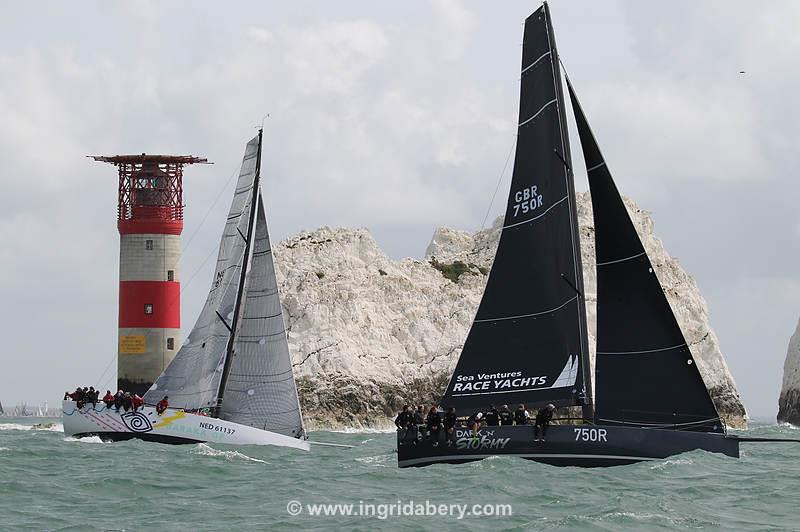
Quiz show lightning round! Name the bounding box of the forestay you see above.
[219,196,306,438]
[441,4,591,416]
[566,80,723,432]
[144,137,259,410]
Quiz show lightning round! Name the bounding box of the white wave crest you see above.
[0,422,63,432]
[0,447,9,451]
[649,457,693,470]
[355,453,393,467]
[192,443,267,463]
[64,435,105,444]
[330,427,395,434]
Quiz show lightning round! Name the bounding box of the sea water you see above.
[0,419,798,531]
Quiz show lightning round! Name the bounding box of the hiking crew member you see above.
[485,405,500,426]
[122,393,133,412]
[444,407,458,445]
[87,387,98,407]
[426,406,442,447]
[113,391,124,411]
[499,404,514,426]
[413,405,425,426]
[514,404,530,425]
[395,405,414,442]
[102,390,114,408]
[534,403,556,441]
[72,387,85,409]
[156,396,169,415]
[465,412,483,439]
[131,394,144,412]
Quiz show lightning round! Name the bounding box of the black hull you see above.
[397,424,739,468]
[73,432,203,445]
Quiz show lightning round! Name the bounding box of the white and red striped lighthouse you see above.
[92,154,209,395]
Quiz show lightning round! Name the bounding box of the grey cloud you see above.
[0,0,796,418]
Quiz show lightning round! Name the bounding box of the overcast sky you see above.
[1,1,797,419]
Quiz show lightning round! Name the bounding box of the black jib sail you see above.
[566,80,723,432]
[441,4,591,416]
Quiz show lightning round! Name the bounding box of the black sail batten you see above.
[565,79,723,433]
[441,4,591,416]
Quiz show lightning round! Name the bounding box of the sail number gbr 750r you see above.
[574,428,607,442]
[512,185,543,217]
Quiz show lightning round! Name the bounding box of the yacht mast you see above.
[212,128,263,418]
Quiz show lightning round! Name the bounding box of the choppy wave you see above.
[63,435,104,444]
[649,456,694,470]
[192,443,267,463]
[355,453,394,467]
[1,423,798,530]
[330,427,395,434]
[0,422,63,432]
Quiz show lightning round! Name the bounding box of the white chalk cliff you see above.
[778,320,800,425]
[275,191,747,429]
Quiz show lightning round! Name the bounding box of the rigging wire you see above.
[426,133,517,378]
[480,136,516,231]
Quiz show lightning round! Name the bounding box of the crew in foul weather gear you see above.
[102,390,114,408]
[426,406,442,447]
[156,396,169,415]
[413,405,425,426]
[74,387,86,409]
[485,405,500,426]
[395,405,413,428]
[444,407,457,445]
[87,387,98,407]
[395,405,415,443]
[467,412,483,439]
[514,404,530,425]
[131,394,144,412]
[113,390,124,411]
[499,404,514,426]
[121,393,132,412]
[534,403,556,441]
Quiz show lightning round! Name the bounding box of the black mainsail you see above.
[441,4,592,415]
[566,80,723,432]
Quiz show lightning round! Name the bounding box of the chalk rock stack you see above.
[275,192,747,429]
[778,320,800,425]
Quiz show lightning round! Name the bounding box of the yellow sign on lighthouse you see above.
[119,335,146,354]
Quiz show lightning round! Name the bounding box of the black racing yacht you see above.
[398,2,794,468]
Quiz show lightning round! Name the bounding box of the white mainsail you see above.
[219,196,305,438]
[144,132,305,440]
[144,137,259,410]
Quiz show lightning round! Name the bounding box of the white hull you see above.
[61,401,309,451]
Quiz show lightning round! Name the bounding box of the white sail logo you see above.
[450,355,578,396]
[548,354,578,389]
[451,371,547,396]
[512,185,543,217]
